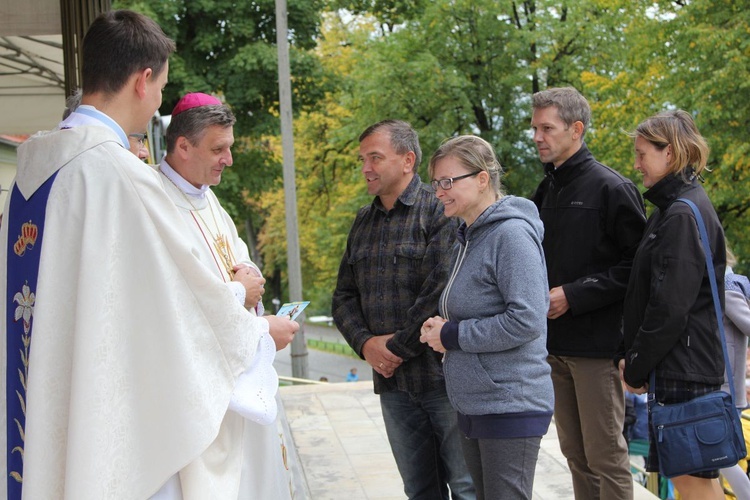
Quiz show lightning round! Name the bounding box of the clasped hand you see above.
[420,316,448,353]
[232,264,265,308]
[362,334,403,378]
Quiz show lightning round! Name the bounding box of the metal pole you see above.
[275,0,308,379]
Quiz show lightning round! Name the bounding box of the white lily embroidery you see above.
[13,283,35,335]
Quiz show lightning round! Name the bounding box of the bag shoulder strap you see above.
[648,197,734,406]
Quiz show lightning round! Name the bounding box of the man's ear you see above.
[175,136,191,159]
[572,121,585,140]
[403,151,416,174]
[134,68,154,99]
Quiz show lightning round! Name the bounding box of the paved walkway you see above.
[277,324,658,498]
[279,381,658,500]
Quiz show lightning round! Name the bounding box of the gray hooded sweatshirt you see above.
[439,195,554,438]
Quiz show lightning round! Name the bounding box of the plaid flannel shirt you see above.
[332,174,457,394]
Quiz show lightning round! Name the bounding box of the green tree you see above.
[583,0,750,271]
[326,1,649,197]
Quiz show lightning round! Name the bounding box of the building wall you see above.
[0,141,19,212]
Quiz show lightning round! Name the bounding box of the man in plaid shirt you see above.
[332,120,474,499]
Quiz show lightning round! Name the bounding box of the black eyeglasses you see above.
[430,171,479,191]
[128,133,147,146]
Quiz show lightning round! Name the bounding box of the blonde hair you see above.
[727,246,738,268]
[630,110,709,181]
[428,135,504,198]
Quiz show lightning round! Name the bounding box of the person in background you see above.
[420,135,553,500]
[617,110,726,500]
[531,87,646,500]
[346,367,359,382]
[622,390,648,443]
[128,132,150,161]
[332,120,474,499]
[719,247,750,499]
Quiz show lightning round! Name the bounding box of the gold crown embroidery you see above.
[14,221,38,257]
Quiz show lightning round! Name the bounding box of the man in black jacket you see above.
[530,87,646,500]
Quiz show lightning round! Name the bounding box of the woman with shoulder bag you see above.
[615,110,726,500]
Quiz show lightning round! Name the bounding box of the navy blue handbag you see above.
[647,198,747,478]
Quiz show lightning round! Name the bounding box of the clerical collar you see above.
[59,105,129,149]
[160,159,210,199]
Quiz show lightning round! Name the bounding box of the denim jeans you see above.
[380,387,475,500]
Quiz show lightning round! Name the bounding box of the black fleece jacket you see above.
[617,174,725,389]
[532,144,646,358]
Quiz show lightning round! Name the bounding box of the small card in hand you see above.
[276,301,310,321]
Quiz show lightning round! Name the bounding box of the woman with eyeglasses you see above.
[419,135,553,500]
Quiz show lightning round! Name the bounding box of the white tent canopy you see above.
[0,0,66,134]
[0,35,65,134]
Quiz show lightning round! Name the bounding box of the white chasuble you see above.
[0,125,268,499]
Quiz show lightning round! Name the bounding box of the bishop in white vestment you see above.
[157,160,292,499]
[155,92,293,499]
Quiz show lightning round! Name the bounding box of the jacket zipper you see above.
[655,406,724,442]
[440,240,469,363]
[441,239,469,322]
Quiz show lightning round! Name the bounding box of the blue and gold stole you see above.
[5,172,58,499]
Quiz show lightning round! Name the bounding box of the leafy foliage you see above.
[114,0,750,311]
[114,0,329,186]
[663,0,750,270]
[582,0,750,272]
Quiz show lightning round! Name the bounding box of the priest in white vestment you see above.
[0,11,298,500]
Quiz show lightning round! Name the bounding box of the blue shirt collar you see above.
[66,105,129,149]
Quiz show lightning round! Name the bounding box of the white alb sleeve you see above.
[228,327,279,425]
[226,281,246,307]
